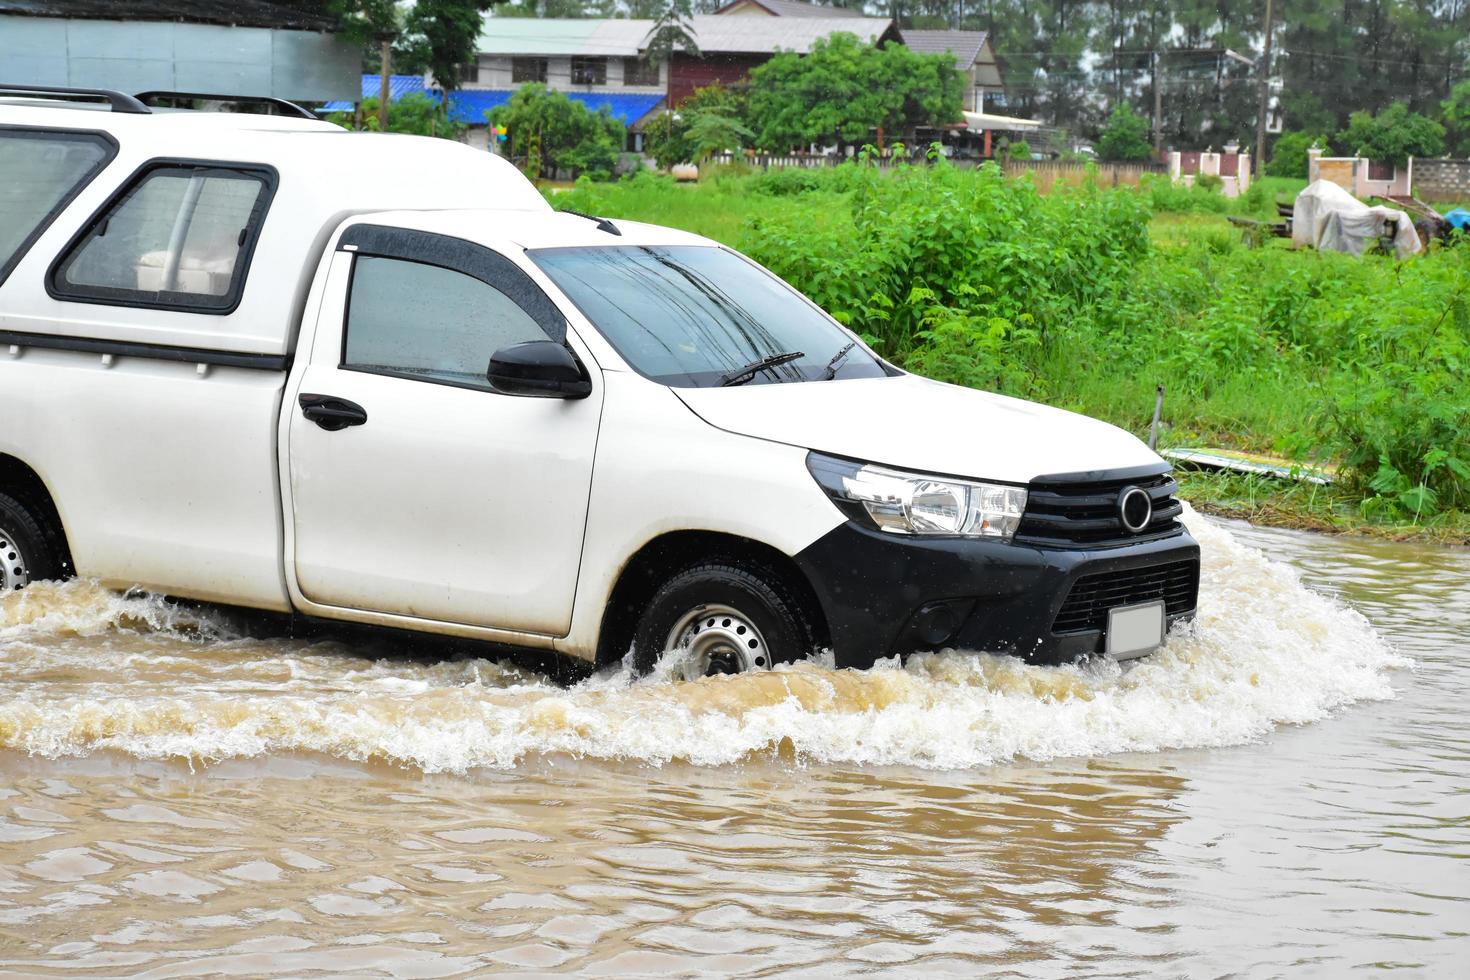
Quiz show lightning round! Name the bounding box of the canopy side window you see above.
[47,160,276,315]
[0,126,117,287]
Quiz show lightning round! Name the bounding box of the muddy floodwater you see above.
[0,509,1465,977]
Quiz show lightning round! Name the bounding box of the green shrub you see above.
[1338,103,1445,164]
[1267,131,1330,178]
[1138,173,1230,213]
[489,84,624,180]
[743,154,1149,362]
[749,167,827,196]
[1096,103,1154,161]
[1004,139,1032,162]
[328,93,463,140]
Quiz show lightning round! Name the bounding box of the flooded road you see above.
[0,511,1464,976]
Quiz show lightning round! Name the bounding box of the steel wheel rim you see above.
[0,524,29,593]
[663,603,772,679]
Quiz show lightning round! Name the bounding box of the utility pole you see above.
[377,32,394,133]
[1152,50,1163,159]
[1255,0,1274,177]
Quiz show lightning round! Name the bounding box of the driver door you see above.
[286,224,601,636]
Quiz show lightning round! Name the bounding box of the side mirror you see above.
[487,340,593,399]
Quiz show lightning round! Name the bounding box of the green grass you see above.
[1177,470,1470,544]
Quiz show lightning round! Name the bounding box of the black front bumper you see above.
[793,522,1201,669]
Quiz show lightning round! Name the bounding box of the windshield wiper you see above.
[821,341,856,380]
[719,350,805,387]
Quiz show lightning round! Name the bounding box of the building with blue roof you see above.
[321,2,1010,159]
[322,74,666,153]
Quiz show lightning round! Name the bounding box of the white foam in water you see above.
[0,506,1406,771]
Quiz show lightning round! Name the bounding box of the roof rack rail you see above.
[0,83,150,114]
[134,91,317,120]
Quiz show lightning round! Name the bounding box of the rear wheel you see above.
[0,492,63,593]
[632,562,815,679]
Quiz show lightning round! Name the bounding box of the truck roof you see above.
[351,209,717,252]
[0,101,551,357]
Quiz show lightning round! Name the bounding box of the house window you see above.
[623,57,659,86]
[511,58,547,84]
[459,61,479,84]
[571,57,607,86]
[49,162,274,314]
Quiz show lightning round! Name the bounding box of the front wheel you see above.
[0,492,64,593]
[631,562,816,679]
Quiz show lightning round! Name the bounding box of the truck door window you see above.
[48,161,274,314]
[0,127,116,287]
[343,255,552,389]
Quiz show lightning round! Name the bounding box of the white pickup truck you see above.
[0,87,1199,678]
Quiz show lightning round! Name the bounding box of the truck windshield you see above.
[529,245,886,388]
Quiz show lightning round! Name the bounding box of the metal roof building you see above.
[0,0,359,102]
[322,75,664,128]
[473,15,894,58]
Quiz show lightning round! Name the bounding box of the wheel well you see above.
[0,454,74,575]
[595,530,830,668]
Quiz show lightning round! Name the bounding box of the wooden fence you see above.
[998,159,1164,191]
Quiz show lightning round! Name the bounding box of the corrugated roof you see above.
[713,0,857,18]
[0,0,340,31]
[689,15,890,52]
[477,14,891,56]
[899,29,989,70]
[563,91,665,125]
[322,78,664,127]
[321,75,426,111]
[452,89,663,125]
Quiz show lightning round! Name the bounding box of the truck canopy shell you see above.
[0,104,549,358]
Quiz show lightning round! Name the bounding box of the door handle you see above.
[299,393,367,431]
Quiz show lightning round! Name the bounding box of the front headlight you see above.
[806,452,1028,540]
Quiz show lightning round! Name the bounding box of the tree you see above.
[327,0,404,130]
[408,0,505,95]
[643,83,744,168]
[686,113,754,163]
[643,0,701,66]
[1266,131,1330,178]
[1442,80,1470,157]
[489,84,625,180]
[1095,102,1152,161]
[1338,103,1446,165]
[745,33,962,151]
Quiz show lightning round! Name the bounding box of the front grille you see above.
[1051,558,1200,634]
[1015,471,1185,549]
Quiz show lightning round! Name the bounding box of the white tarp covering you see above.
[1292,179,1422,258]
[960,110,1043,132]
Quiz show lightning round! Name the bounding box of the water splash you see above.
[0,508,1404,771]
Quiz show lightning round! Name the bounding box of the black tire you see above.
[630,561,816,677]
[0,491,64,592]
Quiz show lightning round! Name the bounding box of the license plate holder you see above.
[1106,601,1166,658]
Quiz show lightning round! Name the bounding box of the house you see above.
[1307,145,1412,199]
[468,11,898,110]
[0,0,359,102]
[345,1,1025,158]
